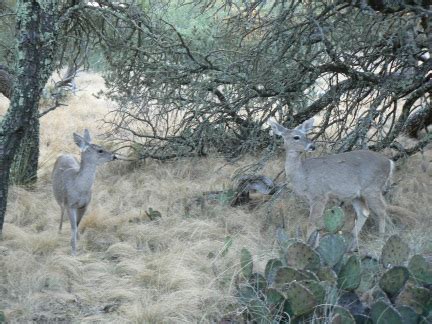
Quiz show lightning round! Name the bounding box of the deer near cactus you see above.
[269,118,397,245]
[52,129,116,255]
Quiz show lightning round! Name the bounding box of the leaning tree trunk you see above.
[0,0,57,233]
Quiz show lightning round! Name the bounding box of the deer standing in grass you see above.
[52,130,116,255]
[269,118,395,244]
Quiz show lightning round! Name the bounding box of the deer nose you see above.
[307,143,316,151]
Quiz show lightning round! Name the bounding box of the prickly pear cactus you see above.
[286,241,321,271]
[408,254,432,285]
[316,234,347,267]
[300,280,326,304]
[249,273,267,292]
[274,267,307,288]
[323,207,345,234]
[396,305,420,324]
[247,299,271,323]
[379,266,409,298]
[283,281,317,317]
[317,266,337,284]
[396,282,432,314]
[266,288,285,306]
[331,306,356,324]
[264,258,283,284]
[358,256,380,294]
[380,235,410,268]
[337,255,361,291]
[240,248,253,278]
[370,300,403,324]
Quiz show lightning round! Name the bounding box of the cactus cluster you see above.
[236,208,432,323]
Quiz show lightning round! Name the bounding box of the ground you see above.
[0,73,431,323]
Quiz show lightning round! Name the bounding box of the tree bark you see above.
[403,101,432,139]
[0,1,57,233]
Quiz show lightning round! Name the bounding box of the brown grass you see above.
[0,72,431,323]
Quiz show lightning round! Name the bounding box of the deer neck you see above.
[285,150,305,183]
[76,155,97,191]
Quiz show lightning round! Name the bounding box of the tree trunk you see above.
[0,1,57,233]
[0,64,40,185]
[9,120,40,185]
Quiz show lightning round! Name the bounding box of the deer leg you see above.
[68,208,78,256]
[76,206,87,240]
[58,207,65,233]
[306,198,327,246]
[364,192,388,235]
[352,198,370,238]
[351,198,370,250]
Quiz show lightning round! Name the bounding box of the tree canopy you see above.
[99,0,432,160]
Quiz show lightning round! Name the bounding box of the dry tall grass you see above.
[0,72,431,323]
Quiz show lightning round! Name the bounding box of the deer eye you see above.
[98,149,104,153]
[293,135,300,140]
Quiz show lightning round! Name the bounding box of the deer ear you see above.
[73,133,89,152]
[83,129,92,143]
[268,119,287,136]
[296,118,314,134]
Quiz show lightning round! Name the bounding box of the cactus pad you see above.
[396,282,431,314]
[331,306,355,324]
[266,288,285,306]
[237,285,256,304]
[379,266,409,298]
[358,256,380,294]
[286,241,321,271]
[316,234,347,267]
[396,306,419,324]
[299,280,326,304]
[317,266,337,283]
[249,273,268,292]
[264,258,283,284]
[240,248,253,278]
[380,235,410,268]
[370,300,403,324]
[408,254,432,285]
[284,281,317,316]
[338,255,361,291]
[274,267,308,288]
[323,207,345,234]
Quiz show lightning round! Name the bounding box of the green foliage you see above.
[323,207,345,234]
[285,241,320,271]
[396,282,432,315]
[332,306,356,324]
[338,255,361,291]
[264,258,282,284]
[235,207,432,323]
[397,305,420,324]
[284,281,317,317]
[358,256,380,294]
[145,207,162,221]
[379,266,409,298]
[380,235,410,268]
[408,254,432,285]
[316,234,346,267]
[370,300,403,324]
[240,248,253,278]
